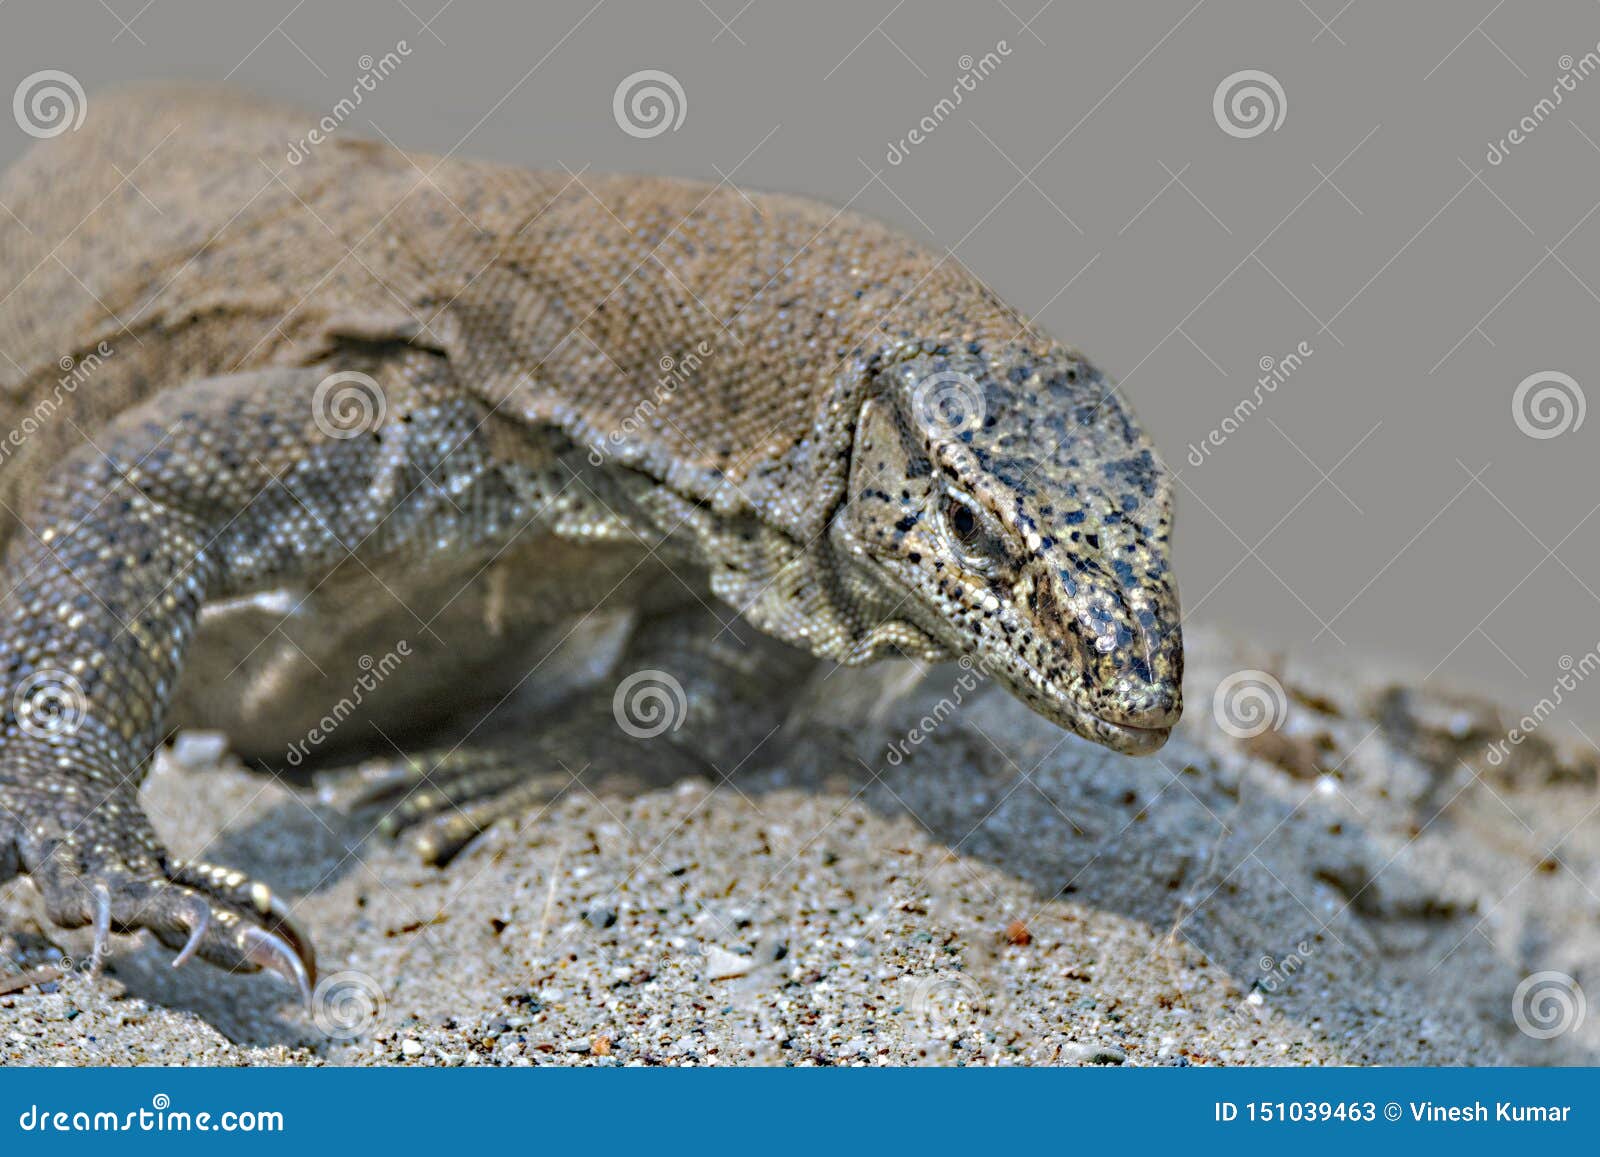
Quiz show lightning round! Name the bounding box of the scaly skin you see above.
[0,86,1181,997]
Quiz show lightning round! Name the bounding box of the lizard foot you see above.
[341,732,708,866]
[10,808,315,1002]
[341,750,568,867]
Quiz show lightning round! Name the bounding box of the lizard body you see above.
[0,86,1181,996]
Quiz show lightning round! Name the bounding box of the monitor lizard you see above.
[0,85,1182,1002]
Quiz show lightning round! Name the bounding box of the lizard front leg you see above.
[0,356,501,996]
[355,602,818,864]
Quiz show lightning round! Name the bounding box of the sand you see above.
[2,628,1595,1066]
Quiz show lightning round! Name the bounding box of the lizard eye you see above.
[939,488,1006,573]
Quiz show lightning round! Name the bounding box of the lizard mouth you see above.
[1088,713,1171,755]
[989,647,1174,755]
[870,563,1178,756]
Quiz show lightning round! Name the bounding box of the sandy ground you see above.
[3,627,1597,1066]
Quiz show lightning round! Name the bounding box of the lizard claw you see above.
[169,898,210,970]
[240,924,313,1010]
[89,883,112,976]
[166,859,317,982]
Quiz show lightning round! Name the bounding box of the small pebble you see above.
[703,946,752,981]
[168,731,230,770]
[1064,1043,1125,1065]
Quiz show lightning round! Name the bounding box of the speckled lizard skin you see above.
[0,86,1181,998]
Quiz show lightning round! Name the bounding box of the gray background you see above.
[3,0,1598,730]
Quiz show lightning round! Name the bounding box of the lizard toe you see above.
[165,858,315,972]
[335,748,552,865]
[400,776,565,866]
[158,859,317,994]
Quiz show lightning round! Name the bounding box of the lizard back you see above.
[0,84,1047,546]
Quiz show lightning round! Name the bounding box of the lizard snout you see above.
[1094,681,1181,731]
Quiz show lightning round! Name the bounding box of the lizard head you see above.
[832,342,1182,755]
